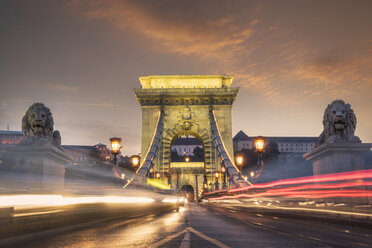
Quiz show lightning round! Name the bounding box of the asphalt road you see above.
[2,203,371,248]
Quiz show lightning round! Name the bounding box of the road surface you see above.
[2,203,371,248]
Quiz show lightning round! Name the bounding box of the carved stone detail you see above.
[20,102,61,148]
[316,99,361,147]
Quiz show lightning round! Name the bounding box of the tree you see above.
[89,147,101,161]
[193,147,204,162]
[171,150,181,162]
[263,141,280,159]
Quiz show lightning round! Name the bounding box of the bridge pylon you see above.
[133,75,248,200]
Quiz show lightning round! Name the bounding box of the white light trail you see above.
[0,195,155,208]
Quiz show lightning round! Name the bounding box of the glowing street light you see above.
[121,173,125,180]
[185,157,190,162]
[221,166,227,188]
[250,171,255,177]
[155,172,161,179]
[254,136,265,177]
[235,154,244,167]
[110,137,122,165]
[131,155,140,167]
[214,171,220,190]
[254,136,265,153]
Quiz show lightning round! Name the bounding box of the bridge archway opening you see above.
[181,184,194,202]
[171,135,204,162]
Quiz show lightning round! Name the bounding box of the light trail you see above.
[0,195,155,208]
[228,169,372,193]
[208,189,372,201]
[266,181,372,194]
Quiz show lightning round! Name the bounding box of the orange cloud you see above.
[67,0,259,61]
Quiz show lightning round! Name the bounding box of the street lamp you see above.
[221,166,227,188]
[250,171,255,178]
[254,136,265,153]
[235,154,244,167]
[155,172,161,179]
[254,136,265,177]
[110,137,122,165]
[185,156,190,162]
[214,171,219,190]
[131,155,140,167]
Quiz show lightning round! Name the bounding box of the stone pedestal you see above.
[303,143,372,176]
[6,145,72,191]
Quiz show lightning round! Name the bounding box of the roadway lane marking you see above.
[187,227,230,248]
[12,209,63,217]
[148,227,230,248]
[148,229,187,248]
[179,232,190,248]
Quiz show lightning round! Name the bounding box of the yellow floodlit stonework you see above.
[139,75,233,89]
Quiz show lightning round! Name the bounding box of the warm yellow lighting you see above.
[250,171,255,177]
[139,75,233,89]
[147,179,171,190]
[131,155,140,167]
[0,195,155,208]
[121,173,125,180]
[215,172,219,178]
[185,157,190,162]
[221,166,226,173]
[162,197,180,203]
[255,137,265,152]
[110,137,122,154]
[235,155,244,166]
[156,172,161,179]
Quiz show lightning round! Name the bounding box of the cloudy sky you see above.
[0,0,371,155]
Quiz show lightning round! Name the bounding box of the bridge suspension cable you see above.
[124,110,164,189]
[209,110,251,186]
[136,110,164,177]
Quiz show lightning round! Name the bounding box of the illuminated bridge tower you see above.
[134,75,246,200]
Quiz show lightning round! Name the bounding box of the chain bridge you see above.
[133,75,248,200]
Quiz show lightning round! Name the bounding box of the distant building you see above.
[233,130,317,153]
[0,130,23,145]
[94,143,112,161]
[171,137,203,156]
[62,143,112,165]
[62,145,94,164]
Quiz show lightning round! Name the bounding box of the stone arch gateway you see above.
[133,75,248,199]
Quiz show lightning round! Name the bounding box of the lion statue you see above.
[316,99,361,147]
[20,102,61,147]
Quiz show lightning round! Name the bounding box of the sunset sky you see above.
[0,0,371,155]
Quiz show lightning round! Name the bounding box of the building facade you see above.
[62,143,112,165]
[233,130,317,153]
[171,137,203,156]
[0,130,23,145]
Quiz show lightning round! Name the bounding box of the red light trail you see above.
[206,169,372,201]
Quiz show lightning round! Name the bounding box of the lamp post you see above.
[254,136,265,178]
[130,155,140,167]
[235,154,244,167]
[214,171,219,190]
[110,137,122,165]
[155,172,161,179]
[235,154,244,179]
[185,156,190,162]
[221,166,227,188]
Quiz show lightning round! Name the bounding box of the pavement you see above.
[1,203,372,248]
